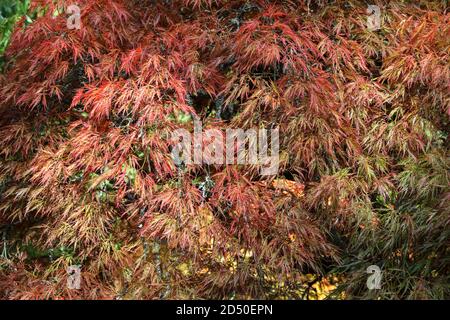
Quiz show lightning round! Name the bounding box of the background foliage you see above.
[0,0,448,300]
[0,0,30,56]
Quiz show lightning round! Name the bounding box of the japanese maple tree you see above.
[0,0,448,299]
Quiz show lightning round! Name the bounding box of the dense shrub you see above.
[0,0,448,299]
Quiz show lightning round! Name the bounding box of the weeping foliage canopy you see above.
[0,0,448,299]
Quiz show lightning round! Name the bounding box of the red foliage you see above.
[0,0,448,299]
